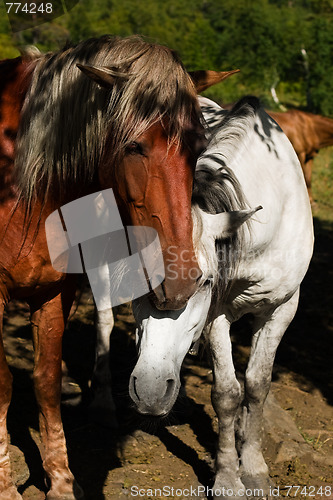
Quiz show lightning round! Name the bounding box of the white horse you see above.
[129,96,314,499]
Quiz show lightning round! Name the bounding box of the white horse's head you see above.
[129,205,260,416]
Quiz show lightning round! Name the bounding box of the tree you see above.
[306,16,333,115]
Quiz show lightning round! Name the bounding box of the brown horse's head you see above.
[14,35,237,309]
[78,40,208,309]
[102,121,204,309]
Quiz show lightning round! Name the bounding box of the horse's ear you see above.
[189,69,240,93]
[77,64,116,88]
[201,205,262,240]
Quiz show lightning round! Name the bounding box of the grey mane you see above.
[204,96,261,163]
[192,97,260,319]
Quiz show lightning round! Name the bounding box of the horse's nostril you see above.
[164,378,176,400]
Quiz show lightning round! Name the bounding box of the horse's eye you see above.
[126,141,145,156]
[203,276,213,287]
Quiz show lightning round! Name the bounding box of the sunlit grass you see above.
[312,146,333,223]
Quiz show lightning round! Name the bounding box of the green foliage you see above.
[306,17,333,115]
[0,34,19,58]
[0,0,333,114]
[0,2,18,58]
[0,2,11,35]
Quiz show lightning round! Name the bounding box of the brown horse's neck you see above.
[0,57,36,204]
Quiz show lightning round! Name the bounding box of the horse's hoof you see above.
[241,474,275,499]
[212,481,248,500]
[46,480,85,499]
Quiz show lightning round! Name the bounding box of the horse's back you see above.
[269,108,317,159]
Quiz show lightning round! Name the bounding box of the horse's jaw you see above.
[130,288,211,416]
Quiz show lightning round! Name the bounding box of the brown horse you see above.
[269,109,333,202]
[0,36,237,499]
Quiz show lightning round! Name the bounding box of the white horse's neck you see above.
[199,98,314,315]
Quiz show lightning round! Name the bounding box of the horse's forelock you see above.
[107,42,202,161]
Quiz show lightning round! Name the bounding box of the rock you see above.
[9,445,30,487]
[263,392,324,465]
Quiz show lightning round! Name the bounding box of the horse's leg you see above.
[303,158,314,203]
[208,314,245,500]
[299,153,313,203]
[239,289,300,499]
[90,307,117,427]
[29,282,84,500]
[0,300,23,499]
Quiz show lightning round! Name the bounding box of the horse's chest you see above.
[225,259,295,319]
[225,281,278,320]
[0,210,66,300]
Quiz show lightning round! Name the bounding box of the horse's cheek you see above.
[118,157,148,204]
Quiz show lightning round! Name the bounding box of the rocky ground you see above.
[3,295,333,500]
[2,217,333,500]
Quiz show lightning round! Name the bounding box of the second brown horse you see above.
[269,108,333,202]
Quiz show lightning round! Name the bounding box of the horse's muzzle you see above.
[129,372,180,417]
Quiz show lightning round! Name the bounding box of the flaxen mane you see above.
[14,35,202,209]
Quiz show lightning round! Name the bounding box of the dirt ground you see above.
[2,217,333,500]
